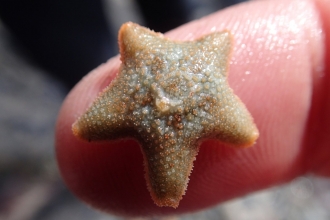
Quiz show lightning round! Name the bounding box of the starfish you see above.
[72,22,259,208]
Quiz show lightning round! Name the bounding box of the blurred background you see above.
[0,0,329,219]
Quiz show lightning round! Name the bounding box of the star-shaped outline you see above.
[73,22,259,208]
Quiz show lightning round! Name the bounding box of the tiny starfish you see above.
[72,22,259,208]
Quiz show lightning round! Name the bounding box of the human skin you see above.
[55,0,330,217]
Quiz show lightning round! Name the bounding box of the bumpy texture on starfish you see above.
[72,22,259,208]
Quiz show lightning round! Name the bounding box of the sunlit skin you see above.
[56,0,330,217]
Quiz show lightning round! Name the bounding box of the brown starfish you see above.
[72,22,259,208]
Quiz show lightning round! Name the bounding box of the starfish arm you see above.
[118,22,165,64]
[141,138,198,208]
[192,30,258,147]
[72,75,135,141]
[196,30,233,77]
[206,89,259,147]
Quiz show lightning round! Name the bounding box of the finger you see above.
[56,0,326,217]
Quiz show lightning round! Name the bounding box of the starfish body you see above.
[72,22,259,208]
